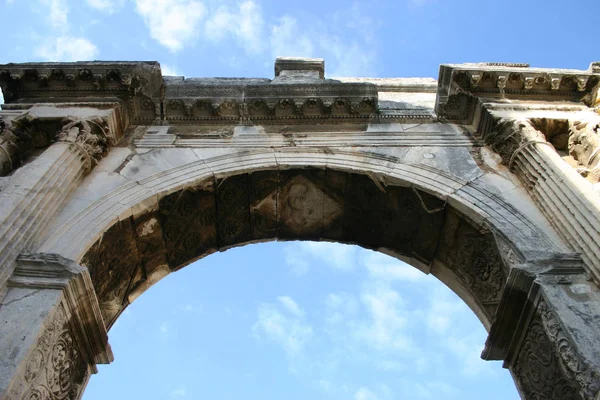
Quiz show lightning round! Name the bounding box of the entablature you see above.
[435,62,600,124]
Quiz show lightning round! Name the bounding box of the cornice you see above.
[162,75,380,124]
[435,62,600,124]
[0,61,163,125]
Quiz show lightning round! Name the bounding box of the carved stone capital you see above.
[57,117,113,172]
[482,118,548,168]
[0,117,52,176]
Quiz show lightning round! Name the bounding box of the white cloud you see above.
[132,1,375,75]
[362,251,426,282]
[85,0,123,13]
[445,333,493,376]
[284,242,357,274]
[160,322,169,334]
[358,283,414,352]
[423,286,466,335]
[33,0,99,61]
[324,292,359,335]
[204,1,264,54]
[354,387,379,400]
[253,296,313,357]
[134,0,206,52]
[170,388,186,398]
[277,296,304,317]
[410,381,458,399]
[161,64,183,76]
[40,0,68,31]
[35,36,99,61]
[284,245,310,275]
[270,16,314,58]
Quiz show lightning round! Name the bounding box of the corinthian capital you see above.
[483,119,548,167]
[57,117,113,171]
[0,118,51,176]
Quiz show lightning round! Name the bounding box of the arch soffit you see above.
[32,148,567,331]
[38,148,560,263]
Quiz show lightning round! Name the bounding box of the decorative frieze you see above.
[163,77,379,123]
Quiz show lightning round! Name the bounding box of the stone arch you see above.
[35,149,558,332]
[2,56,599,399]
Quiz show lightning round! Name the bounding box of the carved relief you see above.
[159,186,218,269]
[568,120,600,182]
[484,119,547,167]
[537,300,600,398]
[57,117,112,171]
[216,175,251,247]
[6,304,87,400]
[250,170,279,239]
[513,314,581,399]
[0,118,52,176]
[454,232,506,306]
[512,297,600,400]
[133,95,157,120]
[86,218,141,325]
[165,99,189,118]
[439,93,475,123]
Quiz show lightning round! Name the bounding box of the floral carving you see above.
[7,304,87,400]
[513,314,581,399]
[568,120,600,182]
[537,300,600,398]
[513,298,600,399]
[0,118,51,176]
[57,117,112,170]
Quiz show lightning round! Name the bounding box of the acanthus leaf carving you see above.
[568,119,600,183]
[6,304,88,400]
[0,117,52,176]
[57,117,113,172]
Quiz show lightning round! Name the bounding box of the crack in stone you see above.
[1,288,43,307]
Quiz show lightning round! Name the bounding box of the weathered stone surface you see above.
[1,57,600,399]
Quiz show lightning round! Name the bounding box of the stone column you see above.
[483,258,600,399]
[0,115,114,292]
[483,119,600,284]
[0,253,112,400]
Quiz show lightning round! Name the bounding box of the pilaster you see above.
[483,258,600,399]
[483,119,600,284]
[0,111,116,290]
[0,253,111,400]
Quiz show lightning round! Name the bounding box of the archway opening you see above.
[74,166,521,397]
[83,241,518,399]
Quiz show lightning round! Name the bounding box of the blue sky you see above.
[84,242,517,400]
[1,0,599,398]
